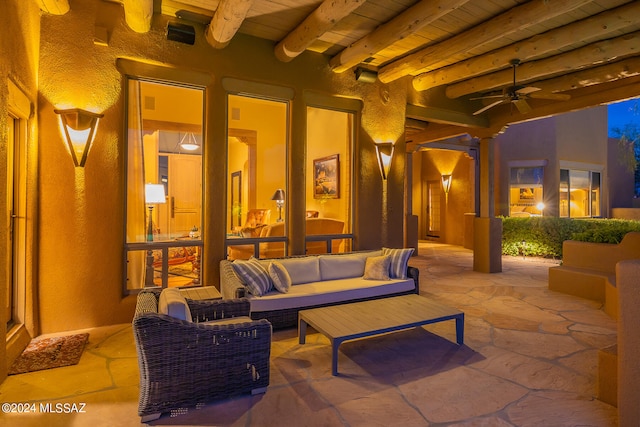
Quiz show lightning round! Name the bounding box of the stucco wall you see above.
[35,0,410,333]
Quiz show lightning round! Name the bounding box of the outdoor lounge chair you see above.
[132,288,272,421]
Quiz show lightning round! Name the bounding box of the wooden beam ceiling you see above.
[377,0,593,83]
[38,0,640,142]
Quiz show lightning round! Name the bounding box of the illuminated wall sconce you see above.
[54,108,103,167]
[375,142,394,180]
[441,174,452,194]
[271,188,285,222]
[145,183,166,242]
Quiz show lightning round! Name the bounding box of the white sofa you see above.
[220,250,419,329]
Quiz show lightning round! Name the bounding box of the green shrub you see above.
[501,217,640,258]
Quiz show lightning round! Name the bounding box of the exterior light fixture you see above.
[54,108,103,167]
[271,188,285,222]
[179,132,200,151]
[145,184,166,242]
[441,174,452,194]
[374,142,394,180]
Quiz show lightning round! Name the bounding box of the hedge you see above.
[501,217,640,259]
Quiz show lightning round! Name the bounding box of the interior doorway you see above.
[6,93,28,335]
[426,180,441,238]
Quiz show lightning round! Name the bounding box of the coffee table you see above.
[298,294,464,375]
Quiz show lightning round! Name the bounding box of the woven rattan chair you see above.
[132,288,272,422]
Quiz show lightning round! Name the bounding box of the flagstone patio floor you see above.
[0,242,618,426]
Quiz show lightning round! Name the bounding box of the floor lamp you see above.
[145,184,166,242]
[145,184,166,287]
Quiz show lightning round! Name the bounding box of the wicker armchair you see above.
[132,288,272,422]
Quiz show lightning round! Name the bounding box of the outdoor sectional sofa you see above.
[220,249,419,329]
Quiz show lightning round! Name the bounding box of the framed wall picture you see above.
[313,154,339,198]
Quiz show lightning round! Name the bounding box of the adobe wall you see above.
[34,0,412,333]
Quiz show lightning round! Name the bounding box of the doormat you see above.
[9,333,89,375]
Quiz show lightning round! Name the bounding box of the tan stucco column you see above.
[473,137,502,273]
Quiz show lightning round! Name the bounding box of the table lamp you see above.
[271,189,285,222]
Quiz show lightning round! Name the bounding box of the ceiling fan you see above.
[471,59,571,115]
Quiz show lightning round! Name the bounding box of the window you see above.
[225,94,288,260]
[306,107,354,253]
[509,167,544,217]
[560,169,601,218]
[124,79,204,292]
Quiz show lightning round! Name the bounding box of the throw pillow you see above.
[268,261,292,293]
[363,255,391,280]
[232,257,273,296]
[158,288,192,322]
[382,247,415,279]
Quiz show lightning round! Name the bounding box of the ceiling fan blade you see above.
[470,94,504,100]
[528,92,571,101]
[516,86,541,95]
[473,99,506,115]
[513,98,532,114]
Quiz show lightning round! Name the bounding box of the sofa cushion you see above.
[248,277,415,312]
[383,247,414,279]
[276,256,321,285]
[268,261,292,293]
[319,253,367,280]
[158,288,192,322]
[232,257,273,296]
[363,255,391,280]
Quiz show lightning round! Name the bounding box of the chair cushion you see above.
[382,247,415,279]
[363,255,391,280]
[158,288,192,322]
[268,261,292,293]
[232,257,273,296]
[201,316,254,326]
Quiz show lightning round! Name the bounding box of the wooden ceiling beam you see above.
[534,57,640,94]
[36,0,69,15]
[329,0,471,73]
[378,0,592,83]
[413,1,640,92]
[445,31,640,99]
[275,0,365,63]
[205,0,255,49]
[123,0,153,33]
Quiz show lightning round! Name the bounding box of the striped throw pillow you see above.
[232,257,273,296]
[382,247,414,279]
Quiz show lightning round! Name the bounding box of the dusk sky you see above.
[608,98,640,137]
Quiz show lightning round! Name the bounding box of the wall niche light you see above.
[441,174,452,194]
[374,142,394,180]
[54,108,103,167]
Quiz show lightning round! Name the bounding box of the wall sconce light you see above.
[145,183,166,242]
[54,108,103,167]
[374,142,394,180]
[441,174,452,194]
[179,132,201,151]
[271,188,285,222]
